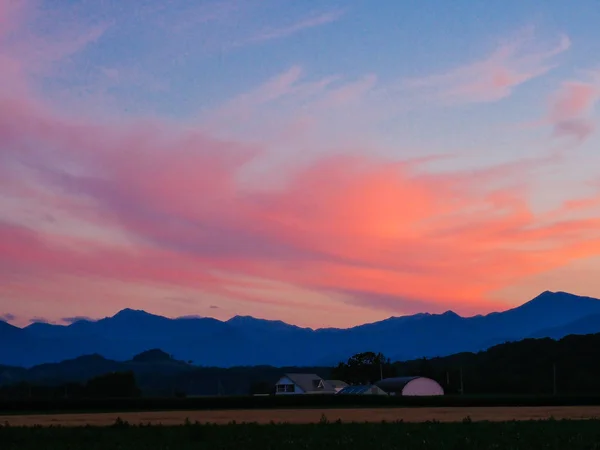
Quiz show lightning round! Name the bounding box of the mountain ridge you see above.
[3,290,600,368]
[3,290,593,332]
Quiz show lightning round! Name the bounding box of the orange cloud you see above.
[5,99,600,323]
[2,6,600,327]
[2,43,600,324]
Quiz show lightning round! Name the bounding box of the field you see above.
[5,393,600,414]
[3,405,600,426]
[3,417,600,449]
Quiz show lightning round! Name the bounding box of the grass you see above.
[3,417,600,449]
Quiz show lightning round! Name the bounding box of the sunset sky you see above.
[1,0,600,329]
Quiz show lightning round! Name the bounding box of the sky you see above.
[1,0,600,329]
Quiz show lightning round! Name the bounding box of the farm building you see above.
[336,384,388,395]
[327,380,350,393]
[275,373,348,395]
[376,376,444,396]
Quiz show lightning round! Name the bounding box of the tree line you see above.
[0,371,141,400]
[332,334,600,395]
[3,333,600,399]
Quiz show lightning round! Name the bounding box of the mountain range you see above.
[3,290,600,368]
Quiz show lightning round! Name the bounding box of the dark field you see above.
[5,393,600,415]
[3,406,600,426]
[3,418,600,450]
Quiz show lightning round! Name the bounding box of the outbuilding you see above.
[376,376,444,396]
[336,384,388,395]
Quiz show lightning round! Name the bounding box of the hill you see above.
[0,349,330,398]
[3,291,600,367]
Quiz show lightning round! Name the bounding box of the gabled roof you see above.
[282,373,335,393]
[325,380,348,389]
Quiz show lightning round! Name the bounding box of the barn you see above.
[376,376,444,396]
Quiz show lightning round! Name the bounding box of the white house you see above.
[275,373,347,395]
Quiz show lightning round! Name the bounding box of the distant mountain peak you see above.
[227,314,257,321]
[226,315,304,331]
[380,312,432,323]
[112,308,155,319]
[532,290,562,300]
[115,307,143,315]
[523,290,598,308]
[227,315,275,324]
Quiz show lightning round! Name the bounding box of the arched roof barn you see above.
[376,376,444,396]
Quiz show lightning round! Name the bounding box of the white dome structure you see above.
[376,376,444,396]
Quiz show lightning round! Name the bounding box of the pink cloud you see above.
[244,9,345,44]
[2,48,600,324]
[3,6,600,327]
[316,74,378,108]
[403,30,570,105]
[0,0,29,33]
[548,80,599,142]
[204,66,379,143]
[550,82,598,118]
[216,66,304,117]
[5,96,600,321]
[156,0,245,32]
[0,0,110,103]
[3,116,600,324]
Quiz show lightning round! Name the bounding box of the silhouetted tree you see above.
[417,357,435,378]
[250,381,274,395]
[85,371,141,398]
[331,351,396,385]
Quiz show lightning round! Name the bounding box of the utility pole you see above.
[380,361,383,381]
[446,371,450,387]
[459,368,464,395]
[553,363,557,396]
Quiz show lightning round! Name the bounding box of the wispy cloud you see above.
[3,94,600,322]
[548,76,600,142]
[2,15,599,326]
[30,317,52,324]
[61,316,94,324]
[3,4,600,328]
[242,9,344,45]
[403,29,570,105]
[0,313,16,322]
[156,0,243,32]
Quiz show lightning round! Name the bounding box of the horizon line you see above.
[2,290,585,330]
